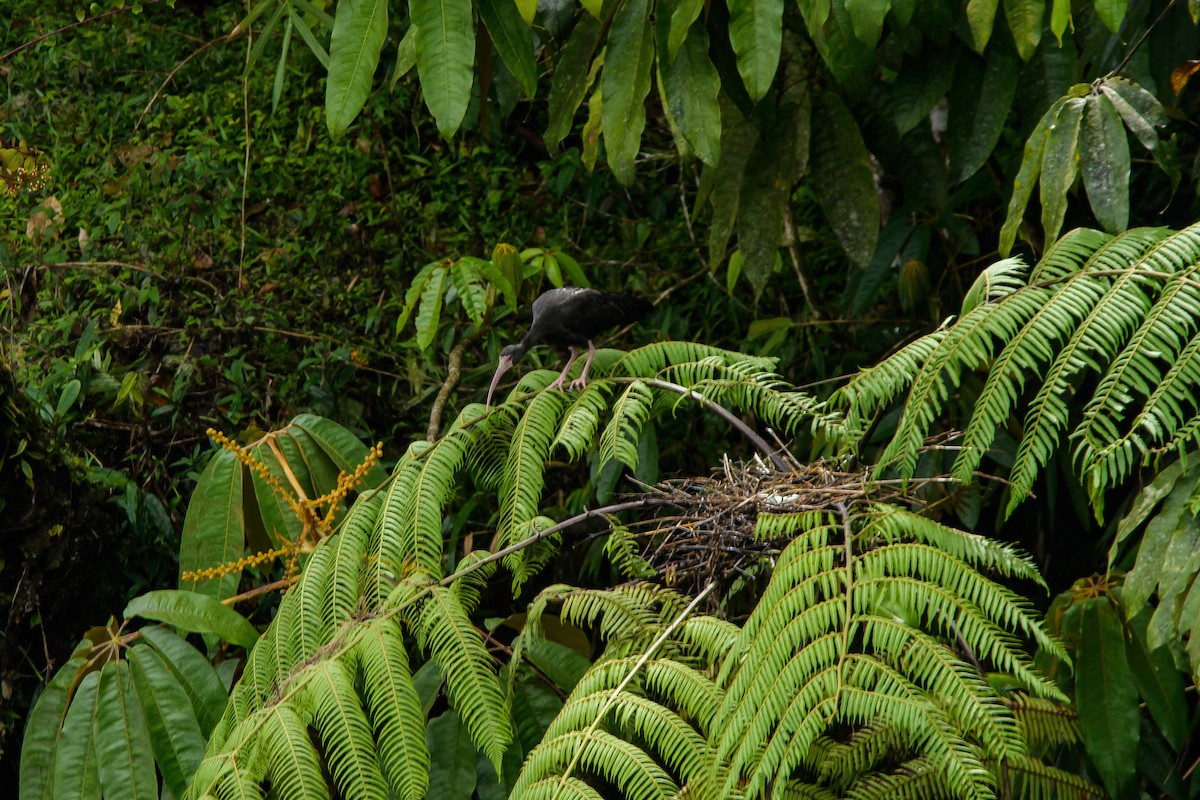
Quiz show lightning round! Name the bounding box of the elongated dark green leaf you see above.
[52,670,101,800]
[810,91,879,267]
[272,15,293,112]
[1100,78,1178,189]
[1039,96,1084,245]
[20,656,88,800]
[893,49,957,135]
[139,626,228,737]
[127,646,206,798]
[1094,0,1127,31]
[178,449,244,600]
[658,25,721,166]
[425,711,477,800]
[1125,611,1188,751]
[728,0,783,100]
[947,43,1019,183]
[1076,599,1138,799]
[1049,0,1070,42]
[667,0,705,57]
[602,0,654,184]
[1109,459,1189,569]
[411,0,475,138]
[291,10,331,67]
[701,106,758,268]
[844,0,889,47]
[1079,93,1130,233]
[738,103,803,296]
[1004,0,1045,60]
[477,0,536,97]
[965,0,1000,51]
[545,15,601,153]
[416,263,449,350]
[293,413,387,487]
[326,0,388,135]
[999,98,1061,255]
[125,590,259,649]
[94,661,157,800]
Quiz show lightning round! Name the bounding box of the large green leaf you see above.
[294,413,388,487]
[411,0,475,138]
[326,0,388,136]
[545,15,601,153]
[20,655,88,800]
[425,711,477,799]
[1039,96,1084,245]
[1076,598,1139,799]
[998,98,1061,255]
[1094,0,1128,31]
[602,0,655,184]
[658,25,722,166]
[893,48,957,135]
[127,646,207,798]
[728,0,784,100]
[138,626,229,737]
[477,0,537,98]
[52,670,101,800]
[947,43,1019,183]
[94,661,157,800]
[843,0,890,47]
[178,448,244,600]
[965,0,1000,51]
[1125,610,1188,751]
[810,91,879,267]
[701,106,758,268]
[1100,77,1179,190]
[125,591,259,649]
[1079,93,1130,234]
[1004,0,1045,59]
[667,0,705,57]
[416,263,449,350]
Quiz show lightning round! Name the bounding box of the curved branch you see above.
[642,378,790,471]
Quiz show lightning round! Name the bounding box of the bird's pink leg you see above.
[570,341,597,390]
[547,347,579,391]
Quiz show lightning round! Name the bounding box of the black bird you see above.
[486,287,654,406]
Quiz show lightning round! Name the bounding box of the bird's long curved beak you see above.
[486,354,515,408]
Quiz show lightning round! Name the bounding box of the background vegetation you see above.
[3,0,1200,796]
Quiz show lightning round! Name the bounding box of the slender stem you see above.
[427,333,476,442]
[641,378,790,471]
[0,1,163,63]
[437,498,664,587]
[551,580,717,800]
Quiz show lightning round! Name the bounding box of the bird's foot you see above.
[547,376,568,392]
[569,376,588,391]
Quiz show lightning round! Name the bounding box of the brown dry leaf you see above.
[1171,60,1200,94]
[192,249,214,270]
[26,196,63,239]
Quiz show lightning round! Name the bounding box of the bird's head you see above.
[486,343,528,407]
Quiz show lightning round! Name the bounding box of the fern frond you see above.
[406,426,475,577]
[497,390,567,586]
[605,521,656,579]
[613,342,777,377]
[514,729,679,800]
[518,776,606,800]
[356,617,429,800]
[833,331,949,434]
[261,704,328,800]
[309,659,389,800]
[417,586,511,771]
[552,381,612,461]
[599,379,654,470]
[1005,693,1081,749]
[993,754,1106,799]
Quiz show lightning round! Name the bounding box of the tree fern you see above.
[836,223,1200,512]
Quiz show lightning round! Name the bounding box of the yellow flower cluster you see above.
[318,441,384,527]
[182,547,285,583]
[207,427,305,521]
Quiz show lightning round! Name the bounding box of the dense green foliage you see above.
[5,0,1200,797]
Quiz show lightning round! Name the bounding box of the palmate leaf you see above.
[124,590,259,649]
[20,654,88,800]
[179,449,244,600]
[127,646,207,799]
[94,661,157,800]
[54,670,102,800]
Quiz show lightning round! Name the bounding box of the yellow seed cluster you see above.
[182,547,285,583]
[317,442,384,528]
[190,432,385,590]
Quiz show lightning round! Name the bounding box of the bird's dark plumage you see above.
[486,287,653,406]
